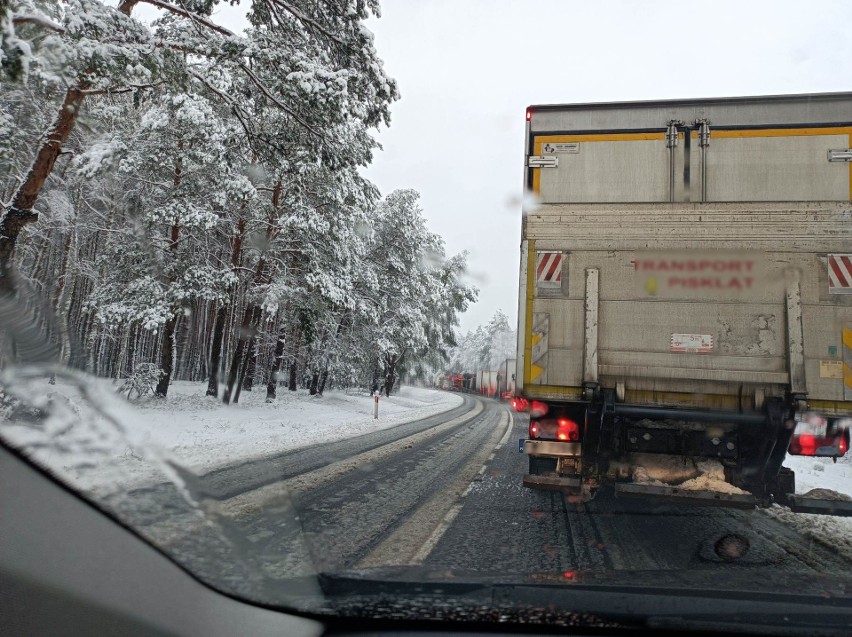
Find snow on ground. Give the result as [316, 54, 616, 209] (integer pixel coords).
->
[1, 377, 462, 495]
[783, 453, 852, 498]
[770, 454, 852, 561]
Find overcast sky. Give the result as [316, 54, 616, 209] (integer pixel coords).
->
[197, 0, 852, 333]
[359, 0, 852, 333]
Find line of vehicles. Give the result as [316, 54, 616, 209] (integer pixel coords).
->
[434, 359, 516, 398]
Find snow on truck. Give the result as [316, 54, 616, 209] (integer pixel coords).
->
[516, 92, 852, 515]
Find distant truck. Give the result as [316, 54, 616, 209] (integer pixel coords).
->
[498, 358, 516, 397]
[516, 92, 852, 515]
[476, 370, 498, 397]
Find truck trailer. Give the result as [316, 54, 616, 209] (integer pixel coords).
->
[516, 92, 852, 515]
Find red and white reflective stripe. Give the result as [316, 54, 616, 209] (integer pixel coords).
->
[536, 252, 562, 284]
[828, 254, 852, 294]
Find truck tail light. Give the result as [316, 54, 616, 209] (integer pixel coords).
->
[530, 401, 548, 418]
[788, 414, 850, 457]
[529, 422, 539, 439]
[526, 108, 532, 121]
[512, 397, 529, 412]
[557, 418, 579, 441]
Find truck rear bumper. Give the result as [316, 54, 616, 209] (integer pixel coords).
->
[522, 474, 581, 491]
[524, 440, 582, 458]
[614, 483, 759, 508]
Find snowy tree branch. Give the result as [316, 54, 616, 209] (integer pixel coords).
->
[11, 14, 65, 33]
[80, 82, 164, 96]
[236, 62, 324, 139]
[267, 0, 346, 46]
[137, 0, 236, 38]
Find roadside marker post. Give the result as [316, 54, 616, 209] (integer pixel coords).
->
[374, 394, 379, 419]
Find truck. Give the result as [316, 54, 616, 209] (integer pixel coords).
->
[516, 92, 852, 515]
[477, 370, 500, 397]
[498, 358, 517, 397]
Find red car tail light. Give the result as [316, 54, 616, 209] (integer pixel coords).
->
[788, 414, 850, 458]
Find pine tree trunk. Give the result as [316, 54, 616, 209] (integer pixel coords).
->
[223, 305, 259, 404]
[242, 340, 256, 391]
[266, 324, 286, 402]
[309, 371, 319, 395]
[371, 360, 380, 394]
[0, 85, 88, 280]
[384, 354, 397, 397]
[206, 304, 226, 397]
[232, 340, 252, 404]
[318, 369, 329, 396]
[288, 328, 301, 392]
[155, 314, 177, 398]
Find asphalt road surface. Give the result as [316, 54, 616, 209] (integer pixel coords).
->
[114, 392, 852, 597]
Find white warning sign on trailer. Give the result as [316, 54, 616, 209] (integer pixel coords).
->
[670, 334, 714, 353]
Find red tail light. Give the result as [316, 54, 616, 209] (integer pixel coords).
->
[530, 401, 548, 418]
[792, 434, 817, 456]
[789, 432, 848, 457]
[788, 413, 849, 458]
[526, 108, 532, 121]
[557, 418, 579, 441]
[529, 422, 539, 438]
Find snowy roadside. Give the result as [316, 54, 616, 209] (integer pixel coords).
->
[1, 378, 463, 496]
[770, 454, 852, 560]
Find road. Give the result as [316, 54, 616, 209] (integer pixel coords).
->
[117, 392, 852, 597]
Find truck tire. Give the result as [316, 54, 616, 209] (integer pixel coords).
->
[770, 467, 795, 504]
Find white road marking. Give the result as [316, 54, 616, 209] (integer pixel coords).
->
[411, 504, 463, 563]
[216, 399, 486, 518]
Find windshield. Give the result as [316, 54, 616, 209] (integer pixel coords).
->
[2, 0, 852, 634]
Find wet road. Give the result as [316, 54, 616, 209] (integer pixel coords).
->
[120, 392, 852, 594]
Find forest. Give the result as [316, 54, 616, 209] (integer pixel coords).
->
[0, 0, 477, 400]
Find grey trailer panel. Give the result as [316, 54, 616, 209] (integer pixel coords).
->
[539, 139, 669, 203]
[708, 134, 850, 202]
[529, 92, 852, 134]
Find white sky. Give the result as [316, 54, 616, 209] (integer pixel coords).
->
[360, 0, 852, 333]
[170, 0, 852, 334]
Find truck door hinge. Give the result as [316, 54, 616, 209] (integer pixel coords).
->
[695, 119, 711, 147]
[665, 120, 683, 148]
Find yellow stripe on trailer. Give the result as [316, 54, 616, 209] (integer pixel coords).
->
[531, 132, 666, 195]
[523, 239, 535, 386]
[845, 326, 852, 399]
[531, 127, 852, 199]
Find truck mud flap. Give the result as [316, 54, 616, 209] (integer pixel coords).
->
[615, 483, 758, 509]
[785, 494, 852, 517]
[523, 474, 581, 492]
